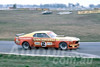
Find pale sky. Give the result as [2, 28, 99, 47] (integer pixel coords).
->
[0, 0, 100, 6]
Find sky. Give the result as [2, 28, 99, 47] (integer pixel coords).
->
[0, 0, 100, 7]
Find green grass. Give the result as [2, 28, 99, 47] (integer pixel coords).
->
[0, 10, 100, 41]
[0, 54, 100, 67]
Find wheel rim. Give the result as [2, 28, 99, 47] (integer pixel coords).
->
[60, 42, 67, 50]
[23, 42, 29, 49]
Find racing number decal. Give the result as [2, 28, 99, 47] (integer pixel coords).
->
[41, 41, 46, 47]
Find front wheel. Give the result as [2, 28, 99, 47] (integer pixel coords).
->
[59, 42, 67, 50]
[22, 42, 31, 50]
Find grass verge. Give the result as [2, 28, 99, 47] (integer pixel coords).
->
[0, 54, 100, 67]
[0, 10, 100, 41]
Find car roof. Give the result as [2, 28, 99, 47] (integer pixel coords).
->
[19, 31, 53, 37]
[32, 31, 53, 34]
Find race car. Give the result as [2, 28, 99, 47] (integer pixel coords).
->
[14, 31, 80, 50]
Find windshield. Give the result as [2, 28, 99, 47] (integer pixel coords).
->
[47, 32, 57, 38]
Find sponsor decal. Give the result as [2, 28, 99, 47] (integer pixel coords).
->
[56, 39, 60, 41]
[33, 38, 55, 41]
[47, 42, 52, 45]
[34, 42, 40, 45]
[33, 39, 41, 41]
[41, 41, 46, 47]
[21, 38, 31, 39]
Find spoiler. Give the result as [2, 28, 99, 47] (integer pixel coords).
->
[16, 33, 25, 37]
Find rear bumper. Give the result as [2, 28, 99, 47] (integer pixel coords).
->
[15, 41, 20, 45]
[14, 37, 20, 45]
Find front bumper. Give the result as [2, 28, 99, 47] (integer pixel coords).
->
[68, 44, 79, 49]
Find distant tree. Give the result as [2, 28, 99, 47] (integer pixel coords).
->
[39, 4, 67, 8]
[96, 4, 100, 8]
[89, 4, 95, 8]
[13, 4, 17, 9]
[76, 3, 80, 6]
[0, 4, 3, 8]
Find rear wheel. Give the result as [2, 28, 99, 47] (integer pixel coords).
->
[22, 42, 31, 50]
[59, 42, 67, 50]
[55, 48, 59, 50]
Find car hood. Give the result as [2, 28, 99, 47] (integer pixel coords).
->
[55, 36, 80, 41]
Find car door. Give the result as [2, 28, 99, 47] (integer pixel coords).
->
[33, 33, 55, 47]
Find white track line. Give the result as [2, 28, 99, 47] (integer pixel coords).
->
[0, 52, 100, 58]
[71, 52, 100, 58]
[0, 52, 71, 57]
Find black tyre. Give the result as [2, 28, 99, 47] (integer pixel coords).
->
[22, 42, 31, 50]
[44, 47, 48, 50]
[59, 42, 67, 50]
[55, 48, 59, 50]
[35, 47, 39, 49]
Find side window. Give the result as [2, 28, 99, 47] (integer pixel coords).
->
[33, 33, 37, 37]
[42, 33, 49, 38]
[37, 33, 43, 37]
[33, 33, 49, 38]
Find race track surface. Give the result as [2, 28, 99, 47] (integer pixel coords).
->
[0, 41, 100, 58]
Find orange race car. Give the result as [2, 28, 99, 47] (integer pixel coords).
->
[14, 31, 80, 50]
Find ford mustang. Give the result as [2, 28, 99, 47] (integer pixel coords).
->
[14, 31, 80, 50]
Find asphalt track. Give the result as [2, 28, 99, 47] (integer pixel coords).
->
[0, 41, 100, 58]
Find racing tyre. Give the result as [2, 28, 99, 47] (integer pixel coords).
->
[35, 47, 39, 49]
[44, 47, 48, 50]
[59, 42, 67, 50]
[22, 42, 31, 50]
[55, 48, 59, 50]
